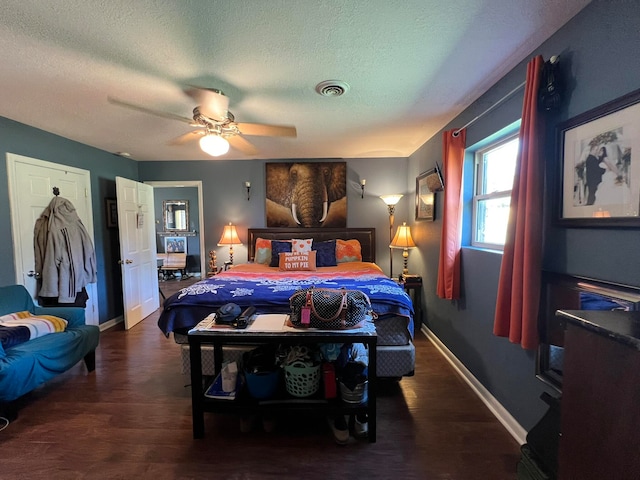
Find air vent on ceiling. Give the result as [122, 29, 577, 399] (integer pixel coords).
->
[315, 80, 350, 97]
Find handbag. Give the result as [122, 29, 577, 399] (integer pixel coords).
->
[288, 287, 373, 329]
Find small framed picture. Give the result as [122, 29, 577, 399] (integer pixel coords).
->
[105, 198, 118, 228]
[416, 172, 436, 221]
[556, 87, 640, 227]
[164, 236, 187, 254]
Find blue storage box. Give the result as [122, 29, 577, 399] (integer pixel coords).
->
[245, 369, 280, 399]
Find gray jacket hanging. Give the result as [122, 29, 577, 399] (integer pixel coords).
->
[34, 196, 97, 303]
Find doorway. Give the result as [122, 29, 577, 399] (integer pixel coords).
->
[145, 181, 206, 278]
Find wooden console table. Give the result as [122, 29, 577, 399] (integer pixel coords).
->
[188, 316, 378, 442]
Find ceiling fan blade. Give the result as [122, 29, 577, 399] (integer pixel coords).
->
[227, 135, 259, 155]
[236, 122, 297, 138]
[107, 97, 195, 124]
[168, 129, 205, 146]
[185, 87, 229, 121]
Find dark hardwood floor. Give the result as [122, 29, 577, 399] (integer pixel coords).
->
[1, 278, 521, 479]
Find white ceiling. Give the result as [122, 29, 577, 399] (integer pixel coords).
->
[0, 0, 591, 161]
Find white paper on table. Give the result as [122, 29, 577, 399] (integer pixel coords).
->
[248, 314, 289, 331]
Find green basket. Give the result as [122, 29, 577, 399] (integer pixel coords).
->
[284, 361, 321, 397]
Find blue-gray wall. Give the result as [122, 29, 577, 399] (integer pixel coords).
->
[408, 0, 640, 431]
[0, 116, 138, 324]
[138, 158, 410, 272]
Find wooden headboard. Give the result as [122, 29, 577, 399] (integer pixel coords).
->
[248, 228, 376, 263]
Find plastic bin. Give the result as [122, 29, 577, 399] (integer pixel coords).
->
[284, 361, 321, 397]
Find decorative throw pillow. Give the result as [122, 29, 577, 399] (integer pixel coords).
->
[254, 237, 272, 265]
[291, 238, 312, 253]
[269, 240, 293, 267]
[336, 239, 363, 263]
[278, 251, 317, 271]
[312, 239, 337, 267]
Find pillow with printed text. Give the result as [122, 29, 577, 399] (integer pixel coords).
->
[278, 251, 317, 271]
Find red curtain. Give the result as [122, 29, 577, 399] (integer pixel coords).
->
[436, 128, 466, 300]
[493, 55, 545, 350]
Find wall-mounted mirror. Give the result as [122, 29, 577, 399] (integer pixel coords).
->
[163, 200, 189, 231]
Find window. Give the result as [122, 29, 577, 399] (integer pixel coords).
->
[472, 134, 518, 249]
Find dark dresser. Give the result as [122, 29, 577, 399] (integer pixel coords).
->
[555, 309, 640, 480]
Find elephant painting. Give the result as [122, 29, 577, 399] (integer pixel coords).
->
[266, 162, 347, 227]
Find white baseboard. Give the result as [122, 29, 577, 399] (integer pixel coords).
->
[421, 325, 527, 446]
[99, 315, 123, 332]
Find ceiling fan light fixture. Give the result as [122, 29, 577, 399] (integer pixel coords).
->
[315, 80, 350, 97]
[199, 134, 230, 156]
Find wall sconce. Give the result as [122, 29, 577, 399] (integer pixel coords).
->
[360, 179, 366, 199]
[390, 222, 416, 275]
[245, 181, 251, 201]
[217, 223, 242, 264]
[380, 194, 403, 278]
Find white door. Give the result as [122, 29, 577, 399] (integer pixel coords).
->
[6, 153, 99, 325]
[116, 176, 159, 329]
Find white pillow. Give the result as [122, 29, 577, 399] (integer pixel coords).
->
[291, 238, 312, 253]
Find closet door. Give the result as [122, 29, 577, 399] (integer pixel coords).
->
[7, 153, 98, 325]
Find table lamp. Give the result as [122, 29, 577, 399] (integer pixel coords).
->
[390, 222, 416, 275]
[217, 223, 242, 264]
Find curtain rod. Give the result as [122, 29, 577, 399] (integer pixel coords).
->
[452, 80, 526, 137]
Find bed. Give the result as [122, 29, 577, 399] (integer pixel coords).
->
[158, 227, 416, 379]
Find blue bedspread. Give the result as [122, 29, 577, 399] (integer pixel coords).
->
[157, 263, 414, 337]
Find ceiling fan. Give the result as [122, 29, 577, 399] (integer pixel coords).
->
[108, 87, 297, 156]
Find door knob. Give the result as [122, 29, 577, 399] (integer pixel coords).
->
[118, 259, 133, 265]
[27, 270, 41, 278]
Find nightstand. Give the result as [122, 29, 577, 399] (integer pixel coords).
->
[397, 275, 423, 328]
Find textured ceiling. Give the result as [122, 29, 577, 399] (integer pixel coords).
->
[0, 0, 591, 161]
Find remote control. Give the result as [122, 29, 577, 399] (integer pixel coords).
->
[233, 306, 256, 329]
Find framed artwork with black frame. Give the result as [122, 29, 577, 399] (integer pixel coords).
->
[555, 87, 640, 227]
[416, 171, 436, 221]
[105, 198, 118, 228]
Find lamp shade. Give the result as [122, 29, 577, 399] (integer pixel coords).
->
[200, 134, 230, 156]
[380, 194, 403, 206]
[217, 223, 242, 246]
[390, 222, 416, 249]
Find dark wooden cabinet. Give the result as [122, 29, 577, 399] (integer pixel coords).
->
[556, 310, 640, 480]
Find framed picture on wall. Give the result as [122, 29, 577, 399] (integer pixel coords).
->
[164, 236, 187, 254]
[265, 162, 347, 227]
[416, 171, 436, 221]
[556, 87, 640, 227]
[105, 198, 118, 228]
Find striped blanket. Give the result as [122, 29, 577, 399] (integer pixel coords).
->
[0, 311, 68, 349]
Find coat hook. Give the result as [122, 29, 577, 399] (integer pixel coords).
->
[53, 186, 60, 196]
